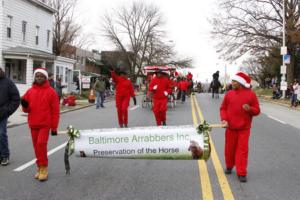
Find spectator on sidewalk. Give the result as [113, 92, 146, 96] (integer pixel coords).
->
[48, 73, 55, 89]
[291, 80, 299, 107]
[21, 68, 60, 181]
[55, 77, 65, 103]
[272, 84, 282, 99]
[0, 68, 20, 166]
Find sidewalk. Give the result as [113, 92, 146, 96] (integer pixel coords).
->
[259, 95, 300, 111]
[7, 99, 94, 128]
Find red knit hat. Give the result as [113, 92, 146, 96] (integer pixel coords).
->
[232, 72, 251, 88]
[33, 68, 48, 79]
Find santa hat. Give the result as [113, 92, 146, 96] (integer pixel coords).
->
[33, 68, 48, 79]
[232, 72, 251, 88]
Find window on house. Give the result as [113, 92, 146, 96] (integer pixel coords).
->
[47, 30, 50, 47]
[35, 26, 39, 45]
[7, 16, 12, 38]
[22, 21, 27, 42]
[5, 59, 27, 84]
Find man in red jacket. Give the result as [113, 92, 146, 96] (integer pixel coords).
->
[21, 68, 60, 181]
[178, 78, 190, 103]
[111, 70, 136, 128]
[220, 72, 260, 183]
[149, 70, 173, 126]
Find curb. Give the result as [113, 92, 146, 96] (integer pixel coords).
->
[259, 97, 300, 111]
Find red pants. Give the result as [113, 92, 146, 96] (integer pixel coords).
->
[152, 98, 168, 125]
[116, 95, 130, 126]
[225, 129, 250, 176]
[31, 127, 50, 166]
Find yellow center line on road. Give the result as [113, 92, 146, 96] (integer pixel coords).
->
[193, 95, 235, 200]
[191, 96, 214, 200]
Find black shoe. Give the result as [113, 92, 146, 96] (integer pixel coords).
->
[124, 124, 128, 128]
[119, 124, 124, 128]
[1, 157, 9, 166]
[225, 168, 232, 174]
[238, 176, 247, 183]
[162, 121, 166, 126]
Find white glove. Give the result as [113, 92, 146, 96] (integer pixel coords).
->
[164, 91, 168, 96]
[153, 85, 158, 90]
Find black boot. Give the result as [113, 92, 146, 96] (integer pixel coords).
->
[124, 124, 128, 128]
[162, 121, 166, 126]
[238, 176, 247, 183]
[224, 168, 232, 174]
[119, 124, 124, 128]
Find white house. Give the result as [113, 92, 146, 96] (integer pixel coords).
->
[0, 0, 75, 95]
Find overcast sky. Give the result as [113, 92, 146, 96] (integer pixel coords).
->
[75, 0, 239, 82]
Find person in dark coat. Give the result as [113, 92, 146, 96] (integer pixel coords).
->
[55, 77, 64, 102]
[48, 73, 55, 89]
[0, 68, 20, 166]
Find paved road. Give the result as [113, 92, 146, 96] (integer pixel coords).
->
[1, 93, 300, 200]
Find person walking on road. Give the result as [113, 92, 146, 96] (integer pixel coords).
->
[111, 69, 136, 128]
[220, 72, 260, 183]
[21, 68, 60, 181]
[0, 68, 20, 166]
[93, 76, 106, 109]
[149, 70, 173, 126]
[178, 78, 190, 103]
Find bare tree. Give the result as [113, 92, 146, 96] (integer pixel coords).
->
[102, 1, 171, 81]
[48, 0, 84, 56]
[211, 0, 300, 83]
[240, 47, 282, 86]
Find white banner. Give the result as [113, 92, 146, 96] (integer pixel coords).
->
[74, 125, 209, 160]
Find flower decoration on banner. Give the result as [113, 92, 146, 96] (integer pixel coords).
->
[196, 121, 211, 161]
[64, 125, 80, 174]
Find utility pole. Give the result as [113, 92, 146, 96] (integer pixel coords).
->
[280, 0, 287, 98]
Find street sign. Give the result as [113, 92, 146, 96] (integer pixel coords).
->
[281, 65, 287, 74]
[81, 76, 91, 89]
[283, 54, 291, 64]
[281, 47, 287, 55]
[280, 81, 287, 91]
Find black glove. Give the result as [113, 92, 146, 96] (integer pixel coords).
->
[21, 98, 29, 108]
[133, 97, 137, 106]
[51, 130, 57, 136]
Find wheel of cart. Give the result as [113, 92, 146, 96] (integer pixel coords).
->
[141, 92, 153, 109]
[141, 94, 148, 108]
[168, 94, 176, 109]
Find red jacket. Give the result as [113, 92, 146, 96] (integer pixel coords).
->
[178, 80, 190, 91]
[111, 71, 135, 98]
[187, 73, 193, 80]
[220, 88, 260, 130]
[149, 76, 173, 100]
[22, 81, 60, 131]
